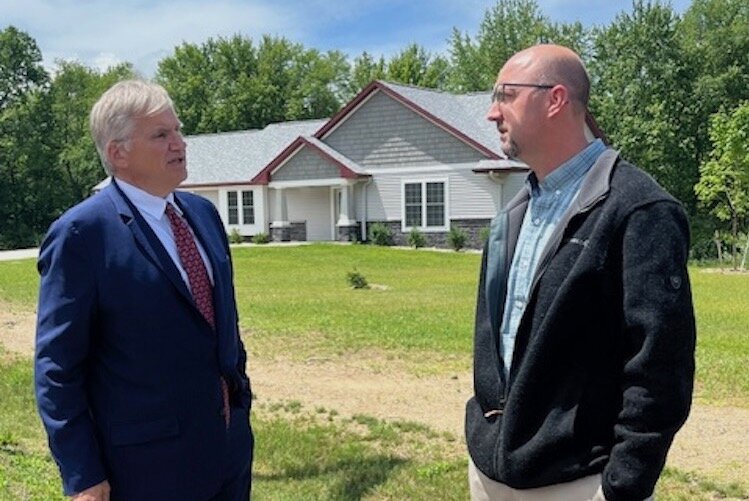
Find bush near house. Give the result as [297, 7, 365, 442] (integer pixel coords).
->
[252, 232, 271, 244]
[447, 226, 467, 251]
[408, 228, 426, 248]
[228, 228, 243, 244]
[369, 223, 393, 246]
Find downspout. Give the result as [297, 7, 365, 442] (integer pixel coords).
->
[361, 177, 373, 242]
[488, 171, 504, 209]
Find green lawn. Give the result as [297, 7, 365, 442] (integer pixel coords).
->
[3, 244, 748, 404]
[1, 244, 749, 499]
[1, 353, 745, 501]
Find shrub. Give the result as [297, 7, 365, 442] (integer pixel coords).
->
[369, 223, 393, 246]
[447, 226, 467, 251]
[252, 232, 271, 244]
[408, 227, 426, 248]
[478, 226, 491, 245]
[228, 228, 243, 244]
[346, 268, 369, 289]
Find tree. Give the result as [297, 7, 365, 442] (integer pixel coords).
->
[695, 102, 749, 269]
[156, 35, 350, 134]
[155, 42, 214, 134]
[385, 44, 449, 89]
[446, 0, 589, 92]
[589, 1, 697, 210]
[680, 0, 749, 175]
[0, 26, 51, 248]
[0, 25, 48, 110]
[48, 61, 135, 203]
[348, 51, 386, 96]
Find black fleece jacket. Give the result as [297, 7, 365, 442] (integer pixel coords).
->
[465, 150, 696, 501]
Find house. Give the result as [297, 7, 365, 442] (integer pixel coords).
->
[97, 80, 601, 247]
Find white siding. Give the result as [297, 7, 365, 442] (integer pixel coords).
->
[354, 167, 527, 225]
[193, 189, 219, 207]
[286, 186, 332, 241]
[213, 186, 266, 237]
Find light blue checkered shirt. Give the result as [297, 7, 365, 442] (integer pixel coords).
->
[500, 139, 606, 377]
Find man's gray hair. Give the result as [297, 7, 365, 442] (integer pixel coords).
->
[89, 79, 175, 175]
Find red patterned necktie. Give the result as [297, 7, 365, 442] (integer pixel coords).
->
[165, 203, 231, 428]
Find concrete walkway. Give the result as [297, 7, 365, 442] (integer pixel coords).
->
[0, 248, 38, 261]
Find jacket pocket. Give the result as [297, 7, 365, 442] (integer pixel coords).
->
[110, 417, 180, 447]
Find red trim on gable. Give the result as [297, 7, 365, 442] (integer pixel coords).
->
[250, 136, 368, 185]
[314, 81, 501, 160]
[299, 138, 366, 179]
[250, 137, 305, 184]
[312, 81, 381, 138]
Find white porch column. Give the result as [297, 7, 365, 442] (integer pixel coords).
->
[336, 183, 354, 226]
[272, 187, 289, 227]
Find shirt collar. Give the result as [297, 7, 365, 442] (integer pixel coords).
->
[116, 179, 180, 219]
[526, 139, 605, 196]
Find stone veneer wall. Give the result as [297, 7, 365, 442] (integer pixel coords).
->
[270, 221, 307, 242]
[337, 224, 361, 242]
[366, 219, 491, 249]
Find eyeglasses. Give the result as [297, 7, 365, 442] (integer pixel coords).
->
[491, 83, 554, 104]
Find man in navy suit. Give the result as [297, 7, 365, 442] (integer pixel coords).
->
[35, 80, 253, 500]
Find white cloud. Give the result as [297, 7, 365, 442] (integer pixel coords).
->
[1, 0, 696, 79]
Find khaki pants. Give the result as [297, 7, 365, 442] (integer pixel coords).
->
[468, 457, 653, 501]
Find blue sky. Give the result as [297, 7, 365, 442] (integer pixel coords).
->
[2, 0, 693, 78]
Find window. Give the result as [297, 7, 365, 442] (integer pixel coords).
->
[402, 180, 447, 230]
[227, 192, 239, 224]
[227, 190, 255, 225]
[242, 191, 255, 224]
[404, 183, 422, 227]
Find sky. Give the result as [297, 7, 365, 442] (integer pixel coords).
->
[2, 0, 694, 78]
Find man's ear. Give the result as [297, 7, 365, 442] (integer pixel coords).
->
[107, 140, 128, 171]
[547, 85, 569, 117]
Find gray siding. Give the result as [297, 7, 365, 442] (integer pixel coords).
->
[273, 147, 340, 181]
[324, 91, 484, 167]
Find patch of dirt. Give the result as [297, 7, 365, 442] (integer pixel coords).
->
[0, 302, 36, 360]
[2, 306, 747, 488]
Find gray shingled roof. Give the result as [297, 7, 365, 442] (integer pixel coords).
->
[92, 83, 519, 192]
[379, 81, 503, 157]
[184, 119, 326, 185]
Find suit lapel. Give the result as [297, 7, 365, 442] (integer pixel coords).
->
[104, 181, 194, 305]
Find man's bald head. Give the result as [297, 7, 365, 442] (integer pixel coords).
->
[504, 44, 590, 110]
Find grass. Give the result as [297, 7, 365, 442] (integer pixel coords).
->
[1, 244, 749, 400]
[230, 245, 479, 375]
[1, 351, 745, 500]
[1, 244, 749, 498]
[0, 259, 38, 310]
[690, 269, 749, 406]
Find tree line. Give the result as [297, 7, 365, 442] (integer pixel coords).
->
[1, 0, 748, 265]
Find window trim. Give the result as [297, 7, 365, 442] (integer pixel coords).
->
[226, 189, 256, 226]
[400, 177, 449, 232]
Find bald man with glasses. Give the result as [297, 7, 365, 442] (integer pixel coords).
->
[465, 44, 695, 501]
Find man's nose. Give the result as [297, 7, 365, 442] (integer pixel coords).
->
[170, 133, 186, 150]
[486, 102, 502, 122]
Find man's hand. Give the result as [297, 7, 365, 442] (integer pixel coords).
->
[71, 480, 110, 501]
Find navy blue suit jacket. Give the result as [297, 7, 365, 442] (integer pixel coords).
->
[35, 181, 253, 499]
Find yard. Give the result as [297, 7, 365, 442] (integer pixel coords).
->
[1, 244, 748, 500]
